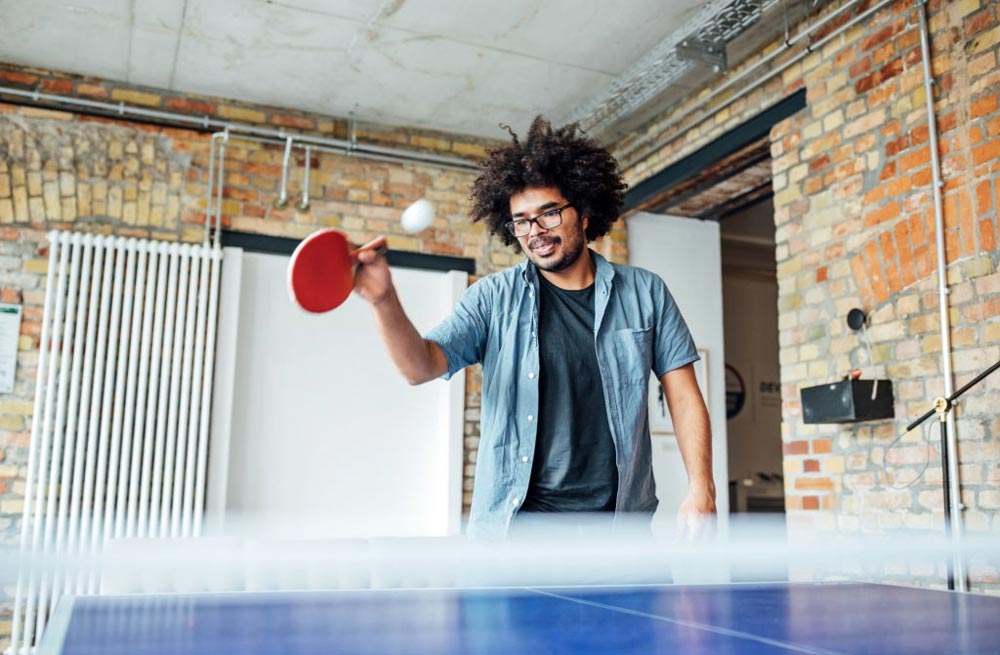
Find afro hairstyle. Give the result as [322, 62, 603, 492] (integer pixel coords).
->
[469, 115, 627, 250]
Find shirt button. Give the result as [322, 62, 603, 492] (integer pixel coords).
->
[512, 497, 520, 505]
[528, 372, 536, 379]
[527, 414, 534, 422]
[521, 456, 529, 463]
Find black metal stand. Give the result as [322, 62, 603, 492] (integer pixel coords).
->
[903, 358, 1000, 591]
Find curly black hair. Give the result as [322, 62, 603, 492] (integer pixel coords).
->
[469, 116, 628, 250]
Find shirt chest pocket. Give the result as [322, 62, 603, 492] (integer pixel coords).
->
[612, 327, 653, 386]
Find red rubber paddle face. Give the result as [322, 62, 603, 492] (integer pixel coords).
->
[287, 229, 355, 313]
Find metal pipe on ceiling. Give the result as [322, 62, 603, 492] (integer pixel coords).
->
[617, 0, 888, 170]
[0, 86, 480, 173]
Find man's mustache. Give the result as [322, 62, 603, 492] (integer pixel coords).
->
[528, 236, 560, 250]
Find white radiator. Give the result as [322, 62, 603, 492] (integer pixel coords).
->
[9, 230, 223, 653]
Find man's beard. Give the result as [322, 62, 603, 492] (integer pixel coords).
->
[527, 228, 586, 272]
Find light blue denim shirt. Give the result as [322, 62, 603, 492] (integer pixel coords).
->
[426, 250, 698, 540]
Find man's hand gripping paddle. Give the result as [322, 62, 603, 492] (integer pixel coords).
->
[287, 229, 387, 313]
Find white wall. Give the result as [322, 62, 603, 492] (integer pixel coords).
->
[208, 248, 466, 539]
[626, 212, 729, 536]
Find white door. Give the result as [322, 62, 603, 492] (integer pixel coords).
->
[627, 213, 729, 542]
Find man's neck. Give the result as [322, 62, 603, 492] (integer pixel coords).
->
[537, 249, 596, 290]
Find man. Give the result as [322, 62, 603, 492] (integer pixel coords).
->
[354, 116, 715, 540]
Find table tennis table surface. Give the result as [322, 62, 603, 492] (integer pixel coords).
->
[39, 581, 1000, 655]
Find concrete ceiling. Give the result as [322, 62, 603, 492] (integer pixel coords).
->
[0, 0, 721, 139]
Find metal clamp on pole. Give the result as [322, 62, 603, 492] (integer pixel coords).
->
[904, 359, 1000, 591]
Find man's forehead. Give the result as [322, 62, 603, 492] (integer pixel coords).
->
[510, 187, 567, 216]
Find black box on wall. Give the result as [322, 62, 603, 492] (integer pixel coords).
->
[800, 379, 894, 423]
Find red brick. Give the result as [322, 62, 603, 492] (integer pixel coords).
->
[165, 97, 216, 115]
[804, 459, 820, 473]
[873, 42, 896, 66]
[0, 70, 39, 86]
[809, 154, 831, 173]
[912, 167, 932, 187]
[860, 19, 905, 53]
[982, 219, 997, 252]
[976, 181, 993, 216]
[965, 8, 995, 35]
[880, 161, 897, 181]
[985, 117, 1000, 138]
[903, 46, 922, 68]
[896, 220, 916, 286]
[242, 203, 266, 218]
[425, 241, 463, 256]
[971, 94, 999, 120]
[784, 440, 809, 455]
[850, 57, 873, 79]
[834, 46, 858, 70]
[885, 135, 910, 157]
[899, 147, 931, 172]
[270, 114, 316, 130]
[938, 112, 958, 133]
[223, 187, 259, 202]
[881, 119, 902, 138]
[802, 495, 820, 510]
[868, 85, 895, 109]
[813, 439, 833, 454]
[855, 71, 881, 94]
[972, 139, 1000, 167]
[982, 297, 1000, 320]
[959, 193, 975, 256]
[878, 57, 904, 84]
[40, 78, 74, 94]
[816, 266, 828, 283]
[244, 163, 282, 176]
[887, 176, 911, 197]
[864, 186, 885, 205]
[864, 240, 889, 302]
[864, 201, 900, 226]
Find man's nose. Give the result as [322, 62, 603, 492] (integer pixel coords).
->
[528, 218, 549, 237]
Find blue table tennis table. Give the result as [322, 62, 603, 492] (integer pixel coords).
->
[38, 582, 1000, 654]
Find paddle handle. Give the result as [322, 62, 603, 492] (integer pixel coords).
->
[350, 236, 389, 259]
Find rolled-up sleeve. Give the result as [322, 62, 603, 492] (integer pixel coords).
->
[425, 278, 491, 380]
[651, 277, 699, 378]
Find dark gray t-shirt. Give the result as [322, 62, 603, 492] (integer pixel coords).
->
[520, 274, 618, 513]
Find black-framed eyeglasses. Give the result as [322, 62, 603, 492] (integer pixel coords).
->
[504, 203, 572, 237]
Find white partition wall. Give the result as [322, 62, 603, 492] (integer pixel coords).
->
[626, 213, 729, 539]
[208, 248, 467, 539]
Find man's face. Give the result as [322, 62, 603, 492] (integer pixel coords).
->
[509, 186, 589, 273]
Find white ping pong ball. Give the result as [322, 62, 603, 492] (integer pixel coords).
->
[401, 199, 435, 233]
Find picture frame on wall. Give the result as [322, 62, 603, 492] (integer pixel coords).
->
[648, 349, 709, 436]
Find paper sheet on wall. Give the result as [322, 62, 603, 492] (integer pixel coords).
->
[0, 303, 21, 394]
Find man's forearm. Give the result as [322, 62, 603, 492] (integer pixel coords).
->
[370, 288, 448, 385]
[661, 366, 715, 501]
[674, 399, 715, 496]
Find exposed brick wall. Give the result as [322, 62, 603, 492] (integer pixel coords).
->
[621, 0, 999, 592]
[0, 65, 632, 586]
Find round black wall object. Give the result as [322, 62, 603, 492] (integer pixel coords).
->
[847, 308, 867, 331]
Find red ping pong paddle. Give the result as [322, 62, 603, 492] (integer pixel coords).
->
[287, 229, 388, 313]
